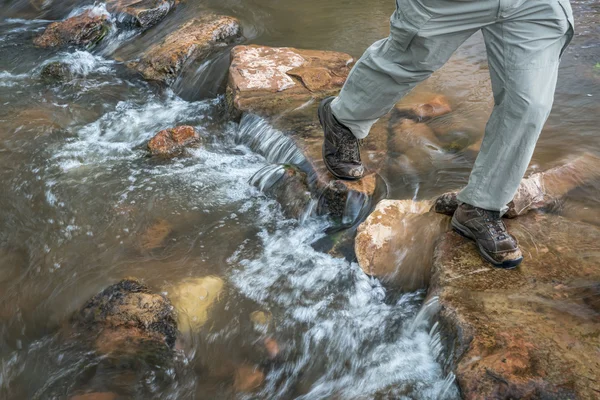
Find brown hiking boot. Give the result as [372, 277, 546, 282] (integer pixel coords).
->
[451, 203, 523, 269]
[318, 97, 365, 180]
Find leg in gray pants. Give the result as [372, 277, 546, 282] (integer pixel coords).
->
[331, 0, 574, 213]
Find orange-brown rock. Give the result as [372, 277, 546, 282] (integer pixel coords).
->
[34, 10, 110, 48]
[147, 125, 201, 157]
[227, 45, 353, 117]
[138, 219, 172, 250]
[129, 15, 242, 84]
[234, 364, 265, 392]
[394, 92, 452, 121]
[69, 393, 118, 400]
[107, 0, 175, 29]
[389, 118, 442, 154]
[429, 213, 600, 400]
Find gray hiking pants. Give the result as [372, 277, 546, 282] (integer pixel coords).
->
[331, 0, 574, 212]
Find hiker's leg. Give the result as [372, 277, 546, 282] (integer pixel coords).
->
[330, 0, 494, 139]
[457, 0, 574, 213]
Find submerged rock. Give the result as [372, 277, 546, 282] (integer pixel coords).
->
[355, 199, 449, 291]
[34, 10, 110, 48]
[432, 153, 600, 217]
[138, 219, 172, 250]
[40, 61, 73, 82]
[227, 45, 353, 117]
[129, 15, 242, 85]
[254, 164, 312, 219]
[234, 364, 265, 393]
[73, 279, 178, 352]
[107, 0, 176, 29]
[169, 276, 224, 334]
[394, 92, 452, 121]
[430, 213, 600, 399]
[147, 125, 201, 157]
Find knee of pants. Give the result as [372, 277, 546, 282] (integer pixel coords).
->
[507, 96, 554, 127]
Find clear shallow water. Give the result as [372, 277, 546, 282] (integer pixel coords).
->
[0, 0, 598, 399]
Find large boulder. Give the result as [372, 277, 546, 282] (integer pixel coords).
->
[129, 15, 242, 84]
[34, 10, 111, 48]
[429, 213, 600, 399]
[73, 279, 178, 353]
[355, 199, 449, 291]
[147, 125, 201, 157]
[107, 0, 176, 29]
[227, 45, 353, 117]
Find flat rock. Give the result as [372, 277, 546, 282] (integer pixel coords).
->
[34, 10, 110, 48]
[147, 125, 201, 157]
[429, 212, 600, 399]
[227, 45, 353, 116]
[107, 0, 176, 29]
[129, 15, 242, 85]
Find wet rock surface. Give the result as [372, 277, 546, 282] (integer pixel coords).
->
[227, 45, 353, 117]
[147, 125, 201, 157]
[429, 213, 600, 400]
[107, 0, 176, 29]
[355, 199, 449, 291]
[73, 279, 178, 351]
[34, 10, 110, 48]
[129, 15, 242, 84]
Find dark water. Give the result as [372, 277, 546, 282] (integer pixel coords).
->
[0, 0, 598, 399]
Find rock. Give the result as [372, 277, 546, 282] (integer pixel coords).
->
[107, 0, 176, 29]
[147, 125, 201, 157]
[388, 118, 442, 154]
[34, 10, 110, 48]
[263, 337, 280, 360]
[257, 165, 312, 219]
[69, 393, 118, 400]
[318, 173, 378, 223]
[429, 213, 600, 399]
[129, 15, 242, 85]
[227, 45, 353, 117]
[394, 92, 452, 121]
[355, 199, 449, 291]
[432, 153, 600, 217]
[169, 276, 224, 334]
[234, 364, 265, 392]
[138, 219, 172, 250]
[40, 61, 73, 82]
[249, 310, 272, 327]
[73, 279, 178, 352]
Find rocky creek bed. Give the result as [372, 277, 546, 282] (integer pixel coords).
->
[1, 0, 599, 399]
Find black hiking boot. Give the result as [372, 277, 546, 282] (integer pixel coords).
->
[318, 97, 365, 180]
[451, 203, 523, 269]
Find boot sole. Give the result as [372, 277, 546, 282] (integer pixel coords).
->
[318, 98, 362, 181]
[451, 217, 523, 270]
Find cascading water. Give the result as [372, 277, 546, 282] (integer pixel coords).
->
[4, 0, 598, 398]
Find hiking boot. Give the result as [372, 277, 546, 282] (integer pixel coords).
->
[318, 97, 365, 180]
[451, 203, 523, 269]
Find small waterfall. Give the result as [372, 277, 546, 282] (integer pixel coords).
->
[250, 164, 286, 192]
[236, 114, 306, 165]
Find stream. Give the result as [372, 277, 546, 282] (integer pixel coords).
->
[0, 0, 599, 399]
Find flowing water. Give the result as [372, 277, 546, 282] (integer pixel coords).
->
[0, 0, 598, 399]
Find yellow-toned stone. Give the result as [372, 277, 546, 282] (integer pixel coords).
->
[170, 276, 224, 333]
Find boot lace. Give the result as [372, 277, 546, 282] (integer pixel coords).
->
[339, 136, 362, 163]
[482, 210, 508, 241]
